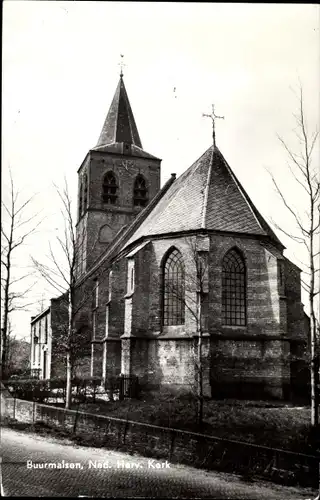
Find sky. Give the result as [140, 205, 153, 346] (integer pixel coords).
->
[2, 1, 320, 340]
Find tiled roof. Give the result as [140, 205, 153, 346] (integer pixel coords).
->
[123, 145, 283, 248]
[92, 76, 160, 161]
[95, 76, 142, 148]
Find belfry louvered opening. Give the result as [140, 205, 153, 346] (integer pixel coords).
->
[133, 175, 148, 207]
[102, 172, 118, 204]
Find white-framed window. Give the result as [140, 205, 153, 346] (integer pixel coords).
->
[94, 280, 99, 308]
[44, 315, 48, 343]
[105, 304, 109, 337]
[33, 326, 37, 364]
[108, 270, 113, 301]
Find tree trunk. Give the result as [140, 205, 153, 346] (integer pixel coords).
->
[196, 290, 203, 428]
[65, 288, 73, 409]
[310, 293, 319, 427]
[65, 351, 72, 409]
[197, 333, 203, 427]
[309, 196, 319, 428]
[1, 231, 12, 380]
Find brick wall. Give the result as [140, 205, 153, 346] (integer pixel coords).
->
[284, 258, 305, 341]
[71, 229, 307, 396]
[210, 338, 290, 399]
[78, 151, 161, 268]
[119, 235, 298, 396]
[3, 397, 318, 488]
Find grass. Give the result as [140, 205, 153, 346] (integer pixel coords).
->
[67, 390, 316, 455]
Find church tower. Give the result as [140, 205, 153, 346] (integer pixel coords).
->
[76, 74, 161, 276]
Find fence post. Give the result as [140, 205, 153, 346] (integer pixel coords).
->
[73, 403, 80, 434]
[32, 401, 36, 423]
[119, 374, 124, 401]
[13, 395, 16, 420]
[169, 430, 176, 462]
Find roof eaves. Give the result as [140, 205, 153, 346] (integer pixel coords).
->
[31, 306, 51, 324]
[77, 152, 90, 174]
[126, 240, 151, 258]
[284, 255, 303, 273]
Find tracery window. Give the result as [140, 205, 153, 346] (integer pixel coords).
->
[222, 248, 246, 326]
[133, 175, 148, 207]
[163, 248, 185, 326]
[102, 172, 118, 204]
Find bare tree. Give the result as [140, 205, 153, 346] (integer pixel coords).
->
[164, 236, 209, 427]
[1, 172, 41, 379]
[32, 178, 115, 408]
[32, 180, 86, 408]
[269, 85, 320, 427]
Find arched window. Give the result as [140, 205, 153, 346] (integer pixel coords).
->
[83, 174, 88, 211]
[163, 248, 185, 326]
[102, 172, 118, 204]
[133, 175, 148, 207]
[222, 248, 246, 326]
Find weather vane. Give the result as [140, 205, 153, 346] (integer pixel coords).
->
[118, 54, 126, 78]
[202, 104, 224, 149]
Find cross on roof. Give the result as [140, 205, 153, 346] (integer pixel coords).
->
[202, 104, 224, 149]
[118, 54, 126, 78]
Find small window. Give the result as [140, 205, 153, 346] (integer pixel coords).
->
[127, 260, 135, 294]
[102, 172, 118, 204]
[108, 270, 113, 301]
[92, 280, 99, 309]
[133, 175, 148, 207]
[95, 281, 99, 308]
[83, 174, 88, 211]
[78, 179, 83, 218]
[44, 315, 48, 343]
[278, 262, 284, 289]
[33, 330, 37, 363]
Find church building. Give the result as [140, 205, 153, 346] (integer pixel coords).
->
[68, 73, 308, 399]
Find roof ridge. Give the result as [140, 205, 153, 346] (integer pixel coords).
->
[201, 146, 214, 228]
[114, 79, 120, 144]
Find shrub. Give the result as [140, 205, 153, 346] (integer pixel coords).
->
[6, 378, 50, 402]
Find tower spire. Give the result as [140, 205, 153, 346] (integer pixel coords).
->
[95, 69, 142, 148]
[202, 104, 224, 149]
